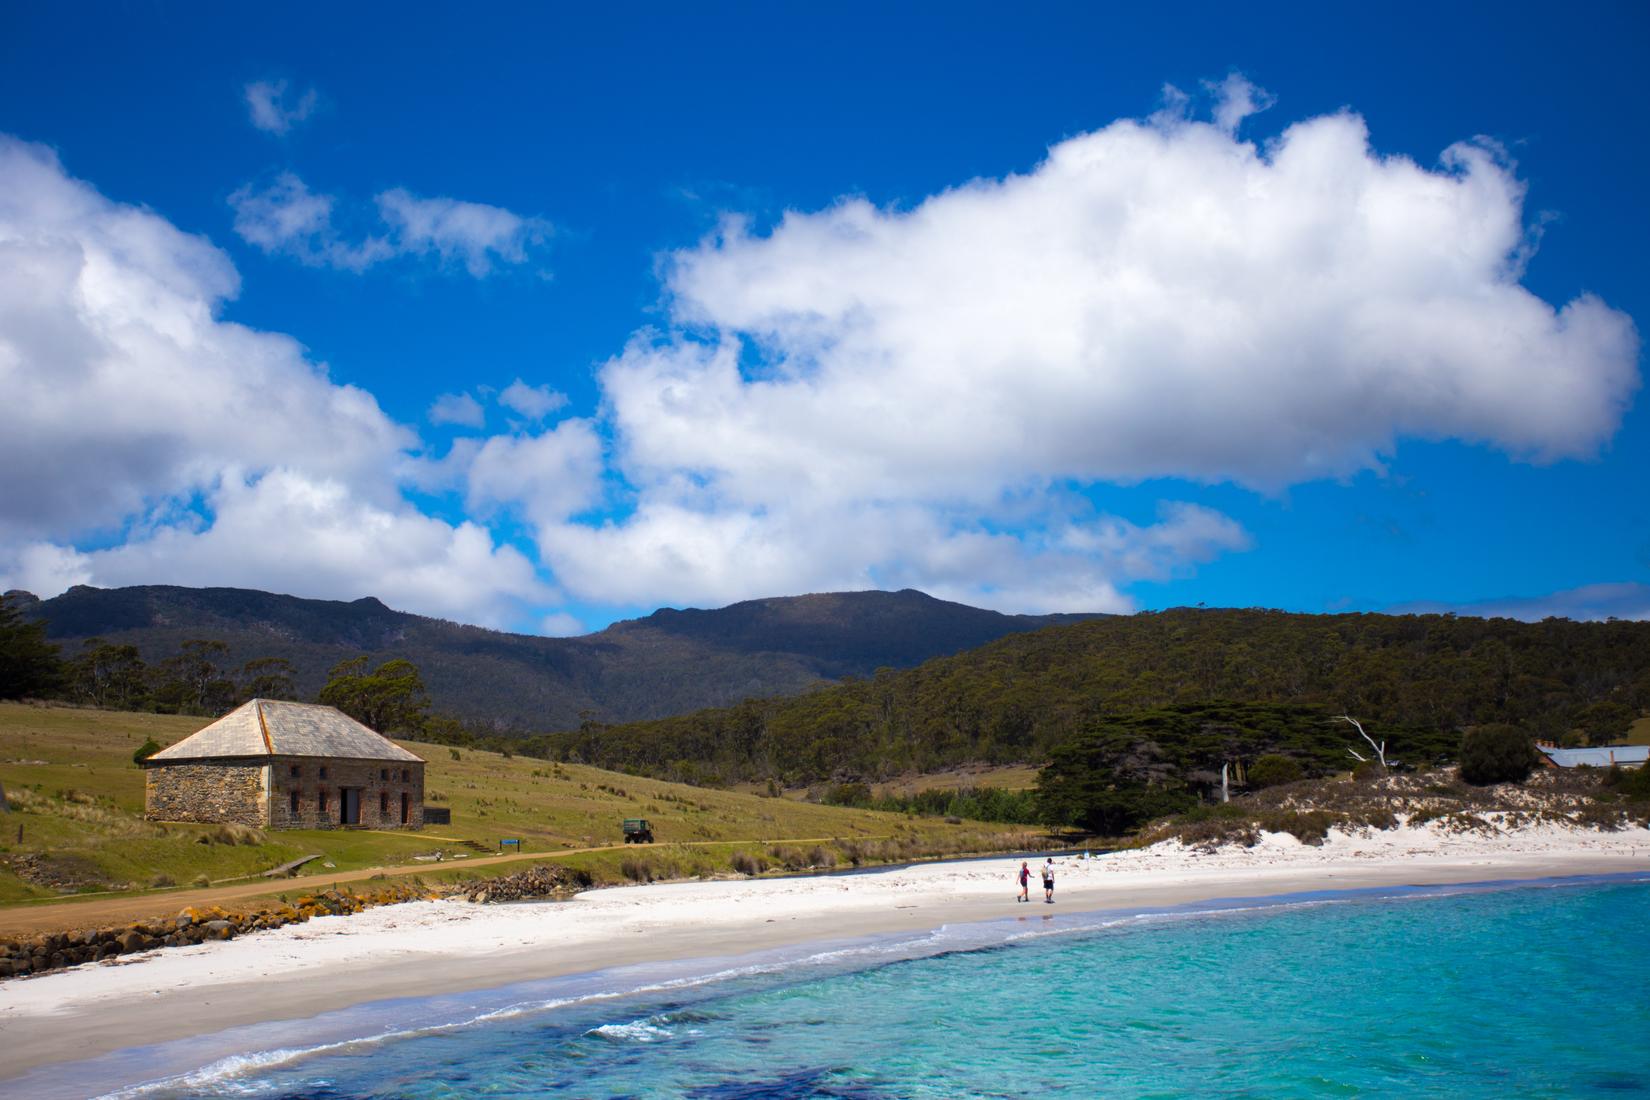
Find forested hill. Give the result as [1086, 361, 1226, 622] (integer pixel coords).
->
[11, 584, 1102, 728]
[536, 609, 1650, 785]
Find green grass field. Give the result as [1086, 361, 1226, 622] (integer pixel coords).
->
[0, 703, 1030, 906]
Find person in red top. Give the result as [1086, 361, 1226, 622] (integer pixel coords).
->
[1016, 860, 1032, 903]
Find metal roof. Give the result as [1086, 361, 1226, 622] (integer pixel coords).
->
[1537, 744, 1650, 768]
[147, 700, 424, 763]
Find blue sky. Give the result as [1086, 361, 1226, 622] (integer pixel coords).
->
[1, 2, 1646, 633]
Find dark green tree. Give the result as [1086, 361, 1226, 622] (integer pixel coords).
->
[318, 656, 430, 734]
[70, 639, 148, 710]
[1458, 723, 1542, 786]
[151, 639, 236, 715]
[1575, 701, 1636, 747]
[1247, 754, 1305, 788]
[238, 656, 299, 701]
[0, 597, 66, 700]
[133, 738, 162, 765]
[1034, 725, 1197, 835]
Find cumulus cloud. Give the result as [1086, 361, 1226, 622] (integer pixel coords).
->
[244, 79, 319, 136]
[520, 81, 1637, 611]
[466, 419, 606, 529]
[10, 470, 549, 628]
[1393, 582, 1650, 622]
[498, 379, 569, 420]
[646, 99, 1637, 500]
[538, 497, 1248, 614]
[228, 173, 547, 276]
[429, 391, 486, 429]
[0, 135, 550, 625]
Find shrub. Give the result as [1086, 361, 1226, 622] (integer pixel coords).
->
[1458, 724, 1542, 786]
[1606, 765, 1650, 800]
[1247, 755, 1304, 789]
[1351, 760, 1386, 782]
[730, 851, 765, 876]
[132, 739, 161, 766]
[191, 873, 210, 888]
[823, 782, 872, 807]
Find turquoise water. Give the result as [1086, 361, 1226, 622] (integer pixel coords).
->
[65, 877, 1650, 1097]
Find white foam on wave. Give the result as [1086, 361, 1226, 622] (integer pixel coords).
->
[586, 1019, 675, 1043]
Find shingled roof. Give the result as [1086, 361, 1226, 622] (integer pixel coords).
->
[147, 700, 424, 764]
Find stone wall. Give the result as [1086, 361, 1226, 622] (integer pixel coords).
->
[268, 757, 424, 830]
[144, 756, 425, 830]
[144, 761, 268, 826]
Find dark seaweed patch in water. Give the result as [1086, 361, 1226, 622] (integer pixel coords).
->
[1591, 1073, 1648, 1091]
[688, 1066, 892, 1099]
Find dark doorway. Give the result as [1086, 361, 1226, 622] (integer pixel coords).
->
[401, 792, 410, 825]
[341, 788, 361, 825]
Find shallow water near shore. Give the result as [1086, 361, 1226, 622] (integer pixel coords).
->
[18, 873, 1650, 1099]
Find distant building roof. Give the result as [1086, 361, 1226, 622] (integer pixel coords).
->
[147, 700, 424, 764]
[1537, 744, 1650, 768]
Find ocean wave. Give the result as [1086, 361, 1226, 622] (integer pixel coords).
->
[585, 1019, 675, 1043]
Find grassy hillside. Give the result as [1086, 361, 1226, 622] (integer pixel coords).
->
[538, 608, 1650, 786]
[0, 704, 1018, 907]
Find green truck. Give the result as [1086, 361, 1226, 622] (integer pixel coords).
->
[622, 818, 655, 844]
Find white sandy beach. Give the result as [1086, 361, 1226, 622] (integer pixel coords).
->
[3, 819, 1648, 1088]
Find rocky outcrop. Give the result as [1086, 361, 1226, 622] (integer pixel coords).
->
[456, 864, 593, 904]
[0, 882, 432, 981]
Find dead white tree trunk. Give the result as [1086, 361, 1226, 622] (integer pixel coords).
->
[1336, 715, 1388, 768]
[1220, 763, 1230, 803]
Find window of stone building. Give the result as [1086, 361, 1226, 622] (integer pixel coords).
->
[319, 766, 328, 779]
[289, 790, 299, 814]
[402, 768, 410, 782]
[380, 768, 389, 781]
[290, 765, 300, 778]
[380, 791, 389, 817]
[319, 789, 328, 813]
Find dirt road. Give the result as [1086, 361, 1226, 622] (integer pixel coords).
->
[0, 836, 875, 936]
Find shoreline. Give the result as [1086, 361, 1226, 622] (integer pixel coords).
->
[2, 824, 1648, 1093]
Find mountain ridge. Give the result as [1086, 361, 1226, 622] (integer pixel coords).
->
[12, 584, 1108, 728]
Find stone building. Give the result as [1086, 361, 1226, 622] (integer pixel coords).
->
[144, 699, 425, 830]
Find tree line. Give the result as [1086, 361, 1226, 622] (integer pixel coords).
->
[515, 608, 1650, 787]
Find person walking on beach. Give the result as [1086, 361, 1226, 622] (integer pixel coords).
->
[1016, 860, 1033, 902]
[1042, 857, 1055, 903]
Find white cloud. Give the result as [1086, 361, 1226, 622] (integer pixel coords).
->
[228, 172, 392, 271]
[0, 135, 552, 626]
[1393, 582, 1650, 622]
[519, 83, 1638, 611]
[466, 419, 606, 529]
[376, 189, 549, 277]
[244, 79, 319, 136]
[537, 498, 1248, 615]
[429, 391, 486, 429]
[539, 611, 586, 637]
[228, 173, 546, 277]
[643, 100, 1637, 500]
[13, 470, 550, 628]
[1204, 73, 1276, 136]
[498, 379, 569, 420]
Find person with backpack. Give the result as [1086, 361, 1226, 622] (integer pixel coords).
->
[1042, 857, 1056, 903]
